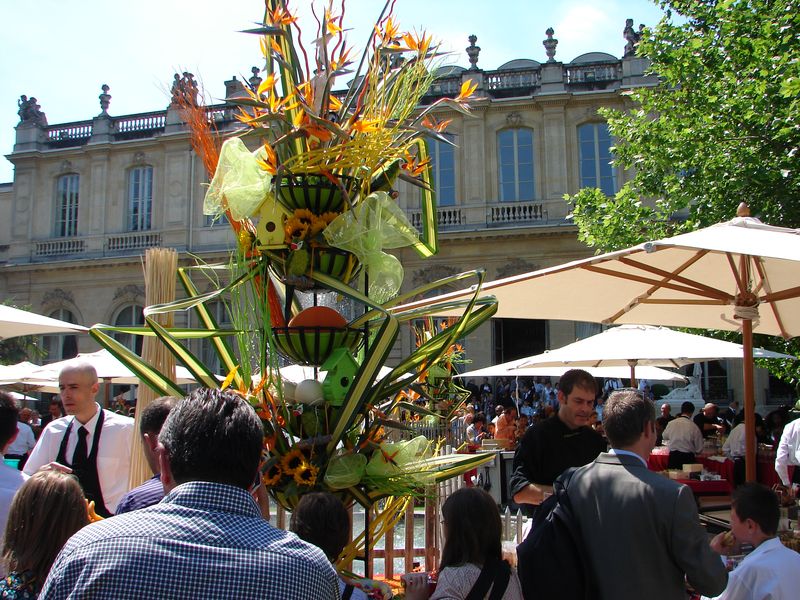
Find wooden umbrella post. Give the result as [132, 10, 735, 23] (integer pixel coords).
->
[742, 318, 757, 482]
[628, 360, 637, 389]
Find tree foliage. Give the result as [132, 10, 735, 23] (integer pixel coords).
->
[568, 0, 800, 392]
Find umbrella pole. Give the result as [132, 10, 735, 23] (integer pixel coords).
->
[743, 319, 756, 483]
[628, 360, 637, 389]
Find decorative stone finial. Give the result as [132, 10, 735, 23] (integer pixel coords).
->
[16, 94, 47, 126]
[466, 35, 481, 70]
[623, 18, 643, 57]
[736, 202, 750, 217]
[249, 66, 262, 91]
[99, 84, 111, 115]
[543, 28, 558, 63]
[169, 72, 199, 107]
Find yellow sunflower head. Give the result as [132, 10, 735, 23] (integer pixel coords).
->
[293, 462, 319, 487]
[262, 462, 283, 487]
[281, 447, 305, 474]
[284, 218, 309, 242]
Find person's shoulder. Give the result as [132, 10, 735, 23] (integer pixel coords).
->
[40, 416, 70, 435]
[103, 410, 135, 427]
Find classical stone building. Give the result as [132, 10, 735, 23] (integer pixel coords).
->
[0, 30, 777, 404]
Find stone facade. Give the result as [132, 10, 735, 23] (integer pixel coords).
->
[0, 35, 772, 403]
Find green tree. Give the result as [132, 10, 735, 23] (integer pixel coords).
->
[568, 0, 800, 393]
[0, 301, 45, 365]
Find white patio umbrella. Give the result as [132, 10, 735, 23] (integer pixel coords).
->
[0, 305, 87, 340]
[457, 358, 687, 383]
[23, 350, 199, 391]
[514, 324, 793, 383]
[394, 206, 800, 480]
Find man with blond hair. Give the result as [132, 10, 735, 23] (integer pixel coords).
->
[24, 362, 134, 516]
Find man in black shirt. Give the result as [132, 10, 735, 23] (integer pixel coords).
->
[694, 402, 724, 439]
[509, 369, 607, 507]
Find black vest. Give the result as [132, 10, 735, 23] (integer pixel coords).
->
[56, 409, 112, 517]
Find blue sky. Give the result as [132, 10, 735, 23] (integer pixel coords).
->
[0, 0, 667, 183]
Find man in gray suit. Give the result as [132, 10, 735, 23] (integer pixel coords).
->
[568, 389, 727, 599]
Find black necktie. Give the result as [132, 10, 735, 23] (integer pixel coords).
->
[72, 426, 88, 469]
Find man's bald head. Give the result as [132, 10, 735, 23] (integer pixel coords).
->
[59, 362, 100, 423]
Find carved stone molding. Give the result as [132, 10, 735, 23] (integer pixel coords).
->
[506, 112, 523, 128]
[496, 258, 538, 279]
[42, 288, 75, 309]
[412, 264, 460, 288]
[133, 151, 146, 165]
[113, 284, 145, 303]
[59, 160, 73, 174]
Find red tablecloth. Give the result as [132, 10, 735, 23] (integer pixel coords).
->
[647, 449, 793, 487]
[676, 479, 733, 495]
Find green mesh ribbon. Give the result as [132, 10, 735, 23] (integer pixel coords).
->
[204, 138, 273, 221]
[322, 191, 419, 303]
[324, 451, 368, 490]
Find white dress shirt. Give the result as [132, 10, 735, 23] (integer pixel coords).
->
[775, 418, 800, 486]
[662, 415, 704, 454]
[0, 463, 28, 576]
[702, 537, 800, 600]
[24, 404, 134, 512]
[723, 423, 748, 459]
[5, 421, 36, 455]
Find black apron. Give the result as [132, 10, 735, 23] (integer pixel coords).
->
[56, 409, 112, 518]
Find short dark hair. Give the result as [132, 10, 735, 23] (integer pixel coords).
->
[558, 369, 597, 397]
[473, 412, 486, 425]
[290, 492, 350, 561]
[681, 401, 695, 415]
[439, 487, 501, 569]
[732, 483, 779, 536]
[139, 396, 179, 436]
[604, 389, 655, 448]
[159, 388, 263, 489]
[0, 392, 19, 449]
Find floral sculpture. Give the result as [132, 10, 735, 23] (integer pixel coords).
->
[91, 0, 497, 568]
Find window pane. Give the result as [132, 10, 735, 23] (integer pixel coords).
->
[113, 305, 145, 354]
[578, 123, 616, 194]
[55, 174, 79, 237]
[129, 166, 153, 231]
[497, 128, 535, 202]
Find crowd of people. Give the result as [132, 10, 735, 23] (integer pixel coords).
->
[3, 363, 800, 599]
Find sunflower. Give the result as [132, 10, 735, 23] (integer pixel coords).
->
[293, 462, 319, 487]
[284, 217, 309, 242]
[262, 462, 283, 487]
[280, 447, 305, 474]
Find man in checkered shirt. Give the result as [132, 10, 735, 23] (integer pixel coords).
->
[40, 388, 340, 599]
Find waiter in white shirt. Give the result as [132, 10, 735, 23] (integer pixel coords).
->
[24, 363, 134, 516]
[775, 417, 800, 488]
[662, 401, 704, 469]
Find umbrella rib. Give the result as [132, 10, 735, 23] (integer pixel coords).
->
[617, 253, 732, 300]
[583, 264, 731, 301]
[753, 259, 790, 339]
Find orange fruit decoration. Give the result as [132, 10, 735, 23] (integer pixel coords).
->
[288, 306, 347, 329]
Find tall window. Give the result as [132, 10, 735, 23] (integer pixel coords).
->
[41, 308, 79, 364]
[579, 123, 617, 196]
[113, 304, 145, 355]
[55, 174, 79, 237]
[427, 135, 456, 206]
[128, 166, 153, 231]
[498, 128, 534, 201]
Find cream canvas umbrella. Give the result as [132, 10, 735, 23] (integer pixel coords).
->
[394, 207, 800, 481]
[0, 305, 87, 340]
[457, 358, 687, 382]
[514, 324, 793, 384]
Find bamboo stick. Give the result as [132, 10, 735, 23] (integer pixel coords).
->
[128, 248, 178, 489]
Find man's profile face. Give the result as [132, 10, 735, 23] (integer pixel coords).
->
[59, 370, 98, 416]
[661, 404, 670, 417]
[558, 385, 595, 430]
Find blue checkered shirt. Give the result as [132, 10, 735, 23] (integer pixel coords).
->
[40, 481, 340, 599]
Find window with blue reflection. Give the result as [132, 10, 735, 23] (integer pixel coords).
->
[498, 128, 534, 201]
[578, 123, 617, 196]
[427, 135, 456, 206]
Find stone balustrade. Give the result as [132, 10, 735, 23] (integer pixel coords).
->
[105, 231, 163, 252]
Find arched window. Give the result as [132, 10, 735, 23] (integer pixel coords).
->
[41, 308, 79, 364]
[427, 134, 456, 206]
[55, 174, 79, 237]
[578, 123, 617, 196]
[497, 128, 534, 201]
[113, 304, 145, 355]
[199, 301, 232, 376]
[128, 166, 153, 231]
